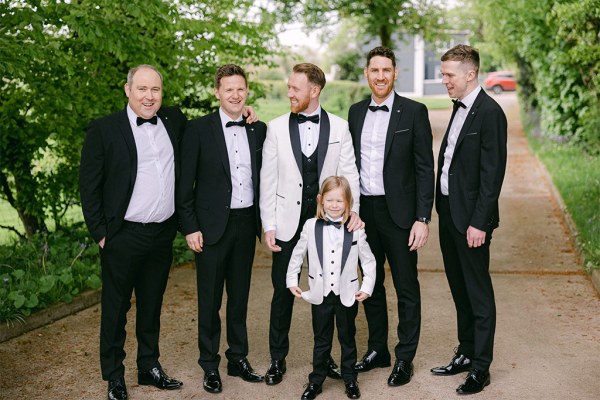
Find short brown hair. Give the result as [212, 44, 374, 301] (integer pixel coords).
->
[214, 64, 247, 89]
[441, 44, 480, 74]
[316, 176, 353, 223]
[292, 63, 326, 90]
[366, 46, 396, 68]
[127, 64, 163, 87]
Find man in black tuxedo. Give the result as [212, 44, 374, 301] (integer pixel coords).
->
[430, 44, 507, 395]
[177, 64, 266, 394]
[79, 64, 185, 400]
[347, 46, 434, 387]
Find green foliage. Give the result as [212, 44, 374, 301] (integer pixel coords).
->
[0, 0, 277, 236]
[0, 224, 101, 324]
[334, 51, 364, 82]
[274, 0, 445, 48]
[470, 0, 600, 153]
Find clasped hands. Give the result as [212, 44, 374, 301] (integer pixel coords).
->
[289, 286, 370, 302]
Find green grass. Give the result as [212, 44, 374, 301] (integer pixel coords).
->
[529, 139, 600, 270]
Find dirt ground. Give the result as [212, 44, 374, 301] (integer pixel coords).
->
[1, 93, 599, 400]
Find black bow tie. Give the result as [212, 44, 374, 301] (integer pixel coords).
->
[452, 99, 467, 110]
[324, 219, 342, 229]
[226, 119, 246, 128]
[136, 115, 158, 126]
[297, 114, 320, 124]
[368, 105, 389, 112]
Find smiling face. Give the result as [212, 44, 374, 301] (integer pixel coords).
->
[319, 187, 347, 220]
[365, 55, 398, 103]
[124, 67, 162, 119]
[287, 72, 319, 114]
[215, 74, 248, 120]
[440, 60, 477, 100]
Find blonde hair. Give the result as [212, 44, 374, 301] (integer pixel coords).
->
[316, 176, 353, 223]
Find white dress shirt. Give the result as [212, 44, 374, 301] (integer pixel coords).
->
[299, 106, 321, 157]
[323, 214, 344, 296]
[441, 86, 482, 196]
[124, 105, 175, 223]
[219, 108, 253, 208]
[360, 92, 395, 196]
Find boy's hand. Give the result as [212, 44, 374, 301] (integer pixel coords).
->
[289, 286, 302, 298]
[355, 291, 369, 302]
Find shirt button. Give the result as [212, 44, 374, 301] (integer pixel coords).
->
[331, 272, 334, 275]
[297, 201, 301, 205]
[330, 283, 334, 287]
[331, 250, 334, 253]
[331, 261, 334, 264]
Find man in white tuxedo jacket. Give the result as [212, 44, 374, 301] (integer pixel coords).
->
[260, 63, 362, 385]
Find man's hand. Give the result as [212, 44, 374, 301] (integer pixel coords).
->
[289, 286, 302, 298]
[186, 231, 204, 253]
[355, 291, 369, 302]
[466, 226, 486, 248]
[265, 230, 282, 252]
[99, 237, 106, 249]
[242, 106, 258, 124]
[346, 211, 365, 232]
[408, 221, 429, 251]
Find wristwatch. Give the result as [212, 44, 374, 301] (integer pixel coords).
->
[417, 217, 431, 224]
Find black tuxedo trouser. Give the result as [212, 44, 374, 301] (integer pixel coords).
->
[196, 207, 256, 371]
[99, 217, 177, 381]
[309, 293, 358, 385]
[437, 195, 496, 371]
[269, 203, 316, 360]
[359, 195, 421, 362]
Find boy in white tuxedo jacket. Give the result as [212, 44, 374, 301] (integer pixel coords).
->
[287, 176, 376, 400]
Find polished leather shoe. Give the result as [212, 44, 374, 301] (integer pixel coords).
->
[203, 369, 222, 394]
[107, 377, 128, 400]
[354, 350, 391, 372]
[227, 357, 264, 382]
[138, 366, 182, 390]
[387, 360, 414, 386]
[327, 356, 342, 380]
[344, 380, 361, 399]
[431, 352, 472, 376]
[301, 382, 322, 399]
[265, 359, 286, 385]
[456, 369, 490, 395]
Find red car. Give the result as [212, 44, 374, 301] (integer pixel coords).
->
[484, 71, 517, 94]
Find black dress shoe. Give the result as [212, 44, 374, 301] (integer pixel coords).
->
[344, 380, 361, 399]
[431, 352, 472, 376]
[107, 377, 128, 400]
[456, 369, 490, 395]
[265, 359, 286, 385]
[227, 357, 264, 382]
[138, 366, 183, 390]
[327, 356, 342, 380]
[354, 350, 391, 372]
[203, 370, 222, 394]
[387, 360, 414, 386]
[301, 382, 322, 400]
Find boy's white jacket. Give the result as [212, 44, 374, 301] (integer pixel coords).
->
[286, 218, 376, 307]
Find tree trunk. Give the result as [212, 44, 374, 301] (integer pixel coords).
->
[1, 169, 48, 237]
[379, 24, 392, 48]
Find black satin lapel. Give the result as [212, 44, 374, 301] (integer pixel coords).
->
[211, 113, 232, 178]
[118, 110, 138, 187]
[317, 110, 330, 179]
[353, 102, 370, 171]
[455, 91, 485, 150]
[246, 124, 258, 191]
[340, 224, 352, 273]
[315, 220, 324, 271]
[289, 113, 302, 173]
[383, 94, 403, 162]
